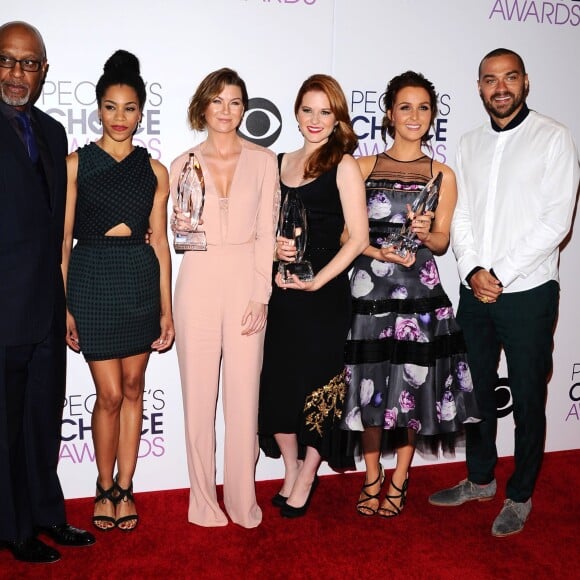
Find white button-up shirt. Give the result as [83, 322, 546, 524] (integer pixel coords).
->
[451, 108, 579, 292]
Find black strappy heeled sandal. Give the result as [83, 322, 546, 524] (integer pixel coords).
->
[378, 476, 409, 518]
[114, 477, 139, 531]
[356, 464, 385, 516]
[93, 481, 117, 531]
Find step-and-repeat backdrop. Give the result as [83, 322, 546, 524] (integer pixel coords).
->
[5, 0, 579, 498]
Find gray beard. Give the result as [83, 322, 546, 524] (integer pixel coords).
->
[0, 84, 30, 107]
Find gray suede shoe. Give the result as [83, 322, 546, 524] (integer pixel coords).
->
[491, 498, 532, 537]
[428, 478, 497, 506]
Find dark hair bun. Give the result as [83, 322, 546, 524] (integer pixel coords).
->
[103, 50, 141, 76]
[96, 49, 146, 107]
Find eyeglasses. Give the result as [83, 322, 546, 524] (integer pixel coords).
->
[0, 54, 43, 72]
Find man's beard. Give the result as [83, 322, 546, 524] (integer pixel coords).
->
[480, 88, 526, 120]
[0, 82, 31, 107]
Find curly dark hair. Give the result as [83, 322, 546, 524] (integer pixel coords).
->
[95, 49, 146, 108]
[380, 71, 438, 144]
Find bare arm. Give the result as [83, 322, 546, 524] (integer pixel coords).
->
[148, 159, 174, 351]
[279, 154, 369, 291]
[409, 161, 457, 256]
[61, 153, 81, 352]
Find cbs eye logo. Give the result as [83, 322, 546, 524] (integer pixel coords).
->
[238, 97, 282, 147]
[495, 377, 513, 418]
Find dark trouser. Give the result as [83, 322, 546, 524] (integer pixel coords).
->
[457, 281, 559, 503]
[0, 317, 66, 542]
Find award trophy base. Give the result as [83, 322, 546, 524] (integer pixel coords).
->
[279, 260, 314, 283]
[174, 230, 207, 252]
[382, 171, 442, 259]
[382, 233, 420, 259]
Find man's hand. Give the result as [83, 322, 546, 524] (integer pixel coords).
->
[470, 269, 503, 303]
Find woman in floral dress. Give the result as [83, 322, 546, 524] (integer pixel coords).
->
[341, 71, 480, 518]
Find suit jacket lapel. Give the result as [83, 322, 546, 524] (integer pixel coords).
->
[31, 109, 56, 211]
[0, 110, 31, 166]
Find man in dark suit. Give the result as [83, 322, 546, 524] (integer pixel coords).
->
[0, 21, 95, 564]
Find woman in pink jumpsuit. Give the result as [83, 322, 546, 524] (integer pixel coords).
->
[170, 69, 279, 528]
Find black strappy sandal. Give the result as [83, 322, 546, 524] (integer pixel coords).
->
[114, 478, 139, 531]
[378, 476, 409, 518]
[356, 464, 385, 516]
[93, 481, 117, 531]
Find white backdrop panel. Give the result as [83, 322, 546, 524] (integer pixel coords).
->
[3, 0, 579, 498]
[333, 0, 580, 467]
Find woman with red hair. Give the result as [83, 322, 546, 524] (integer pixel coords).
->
[259, 74, 369, 518]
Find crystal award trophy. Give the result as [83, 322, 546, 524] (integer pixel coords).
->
[383, 171, 443, 258]
[174, 152, 207, 251]
[277, 189, 314, 283]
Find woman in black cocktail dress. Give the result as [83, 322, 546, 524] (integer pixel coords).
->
[259, 74, 369, 518]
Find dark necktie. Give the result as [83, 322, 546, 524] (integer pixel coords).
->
[16, 111, 39, 163]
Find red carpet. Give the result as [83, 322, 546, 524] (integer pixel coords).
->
[1, 450, 578, 579]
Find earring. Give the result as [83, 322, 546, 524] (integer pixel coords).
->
[98, 118, 102, 126]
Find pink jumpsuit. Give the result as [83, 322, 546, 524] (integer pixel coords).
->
[171, 140, 279, 528]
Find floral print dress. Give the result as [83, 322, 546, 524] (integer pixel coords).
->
[341, 153, 480, 447]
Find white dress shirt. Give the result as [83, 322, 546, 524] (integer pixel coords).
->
[451, 108, 579, 292]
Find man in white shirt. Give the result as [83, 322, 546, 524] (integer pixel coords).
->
[428, 48, 579, 537]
